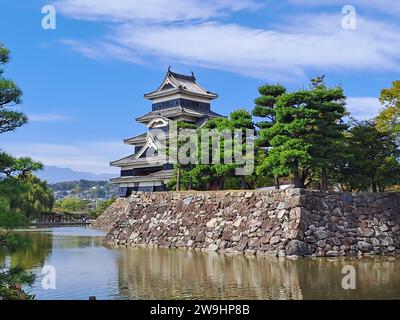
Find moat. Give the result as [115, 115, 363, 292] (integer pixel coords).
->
[1, 227, 400, 300]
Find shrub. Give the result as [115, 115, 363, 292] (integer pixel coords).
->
[0, 210, 29, 229]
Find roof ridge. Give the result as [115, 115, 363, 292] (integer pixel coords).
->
[168, 68, 196, 82]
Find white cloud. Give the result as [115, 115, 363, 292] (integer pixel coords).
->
[288, 0, 400, 16]
[55, 0, 261, 23]
[106, 14, 400, 79]
[61, 39, 143, 64]
[346, 97, 383, 120]
[54, 0, 400, 81]
[0, 141, 132, 174]
[28, 112, 75, 122]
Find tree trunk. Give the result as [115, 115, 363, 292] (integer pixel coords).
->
[218, 177, 225, 190]
[176, 165, 181, 191]
[371, 179, 377, 193]
[189, 176, 193, 190]
[293, 160, 302, 188]
[240, 176, 246, 189]
[321, 166, 328, 191]
[274, 176, 280, 190]
[188, 165, 193, 190]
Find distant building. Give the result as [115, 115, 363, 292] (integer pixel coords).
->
[110, 68, 222, 196]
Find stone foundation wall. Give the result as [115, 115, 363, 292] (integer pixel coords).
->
[90, 198, 129, 231]
[98, 189, 400, 257]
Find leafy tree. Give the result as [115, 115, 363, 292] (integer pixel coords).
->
[189, 109, 254, 190]
[305, 76, 348, 190]
[337, 121, 400, 192]
[8, 174, 54, 216]
[256, 77, 348, 189]
[252, 84, 286, 188]
[0, 152, 43, 178]
[0, 210, 29, 229]
[0, 44, 27, 133]
[54, 198, 89, 212]
[175, 121, 197, 191]
[88, 197, 116, 218]
[375, 80, 400, 138]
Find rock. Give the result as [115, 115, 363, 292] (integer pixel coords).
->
[207, 244, 219, 252]
[233, 217, 244, 228]
[304, 236, 317, 243]
[183, 197, 193, 205]
[342, 237, 356, 245]
[187, 240, 194, 247]
[381, 237, 394, 247]
[371, 237, 380, 246]
[326, 250, 340, 257]
[236, 238, 248, 251]
[255, 201, 263, 208]
[221, 230, 232, 241]
[244, 192, 253, 198]
[289, 207, 301, 219]
[276, 202, 285, 210]
[340, 193, 353, 205]
[329, 237, 341, 246]
[316, 240, 326, 248]
[285, 240, 312, 256]
[277, 210, 286, 219]
[315, 230, 330, 240]
[206, 218, 217, 228]
[309, 224, 317, 232]
[260, 236, 270, 244]
[379, 225, 388, 232]
[357, 227, 374, 237]
[231, 234, 241, 242]
[195, 232, 206, 242]
[357, 241, 372, 252]
[269, 236, 281, 245]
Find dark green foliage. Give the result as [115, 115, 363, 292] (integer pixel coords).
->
[8, 174, 54, 216]
[0, 44, 27, 133]
[254, 76, 348, 189]
[0, 265, 35, 300]
[88, 197, 116, 218]
[0, 210, 29, 229]
[337, 121, 400, 192]
[54, 198, 89, 212]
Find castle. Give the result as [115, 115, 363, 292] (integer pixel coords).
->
[110, 68, 222, 196]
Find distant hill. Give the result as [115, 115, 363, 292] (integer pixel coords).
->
[36, 166, 117, 184]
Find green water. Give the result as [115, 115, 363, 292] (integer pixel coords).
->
[1, 227, 400, 300]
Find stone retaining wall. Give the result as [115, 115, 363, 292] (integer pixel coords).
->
[97, 189, 400, 257]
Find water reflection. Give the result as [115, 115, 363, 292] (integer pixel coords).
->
[116, 248, 303, 299]
[0, 230, 52, 270]
[2, 227, 400, 300]
[116, 247, 400, 300]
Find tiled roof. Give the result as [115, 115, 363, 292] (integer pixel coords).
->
[124, 132, 147, 145]
[110, 169, 174, 184]
[136, 106, 222, 123]
[144, 69, 218, 99]
[110, 153, 137, 166]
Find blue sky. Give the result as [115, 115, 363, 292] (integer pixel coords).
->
[0, 0, 399, 174]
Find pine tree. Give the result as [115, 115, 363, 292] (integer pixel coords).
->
[0, 44, 27, 133]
